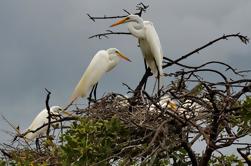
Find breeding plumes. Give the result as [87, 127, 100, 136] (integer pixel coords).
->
[69, 48, 131, 104]
[23, 106, 67, 141]
[111, 14, 164, 78]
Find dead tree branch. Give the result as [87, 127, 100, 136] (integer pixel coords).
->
[88, 30, 131, 39]
[86, 2, 149, 22]
[237, 148, 251, 166]
[87, 3, 149, 39]
[45, 88, 52, 137]
[164, 33, 249, 68]
[135, 33, 249, 95]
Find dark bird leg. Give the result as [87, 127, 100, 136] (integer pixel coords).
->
[93, 82, 98, 101]
[157, 69, 161, 97]
[152, 78, 157, 95]
[143, 60, 148, 90]
[88, 85, 95, 106]
[88, 83, 98, 106]
[153, 59, 161, 97]
[35, 138, 41, 152]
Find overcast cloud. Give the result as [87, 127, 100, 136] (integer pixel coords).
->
[0, 0, 250, 144]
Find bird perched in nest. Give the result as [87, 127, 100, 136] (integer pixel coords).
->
[111, 14, 164, 91]
[22, 106, 69, 141]
[69, 48, 131, 105]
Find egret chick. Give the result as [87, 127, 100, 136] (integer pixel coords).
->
[149, 95, 177, 112]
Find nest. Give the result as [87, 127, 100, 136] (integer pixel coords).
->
[75, 93, 186, 151]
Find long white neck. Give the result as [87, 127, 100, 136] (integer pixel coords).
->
[127, 19, 145, 39]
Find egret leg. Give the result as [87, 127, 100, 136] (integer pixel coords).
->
[153, 59, 161, 96]
[93, 83, 98, 101]
[88, 83, 98, 106]
[157, 71, 160, 96]
[143, 60, 148, 90]
[152, 78, 157, 95]
[35, 138, 41, 152]
[88, 85, 95, 106]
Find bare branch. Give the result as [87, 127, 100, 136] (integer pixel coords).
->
[89, 30, 131, 39]
[163, 33, 249, 68]
[237, 148, 251, 165]
[135, 33, 249, 94]
[181, 142, 198, 166]
[45, 88, 52, 137]
[86, 3, 149, 22]
[86, 13, 128, 22]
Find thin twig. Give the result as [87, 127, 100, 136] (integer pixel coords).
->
[45, 88, 52, 137]
[89, 30, 131, 39]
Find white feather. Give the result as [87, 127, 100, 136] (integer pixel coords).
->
[69, 48, 130, 103]
[24, 106, 62, 141]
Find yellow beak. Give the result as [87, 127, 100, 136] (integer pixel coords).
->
[61, 110, 72, 116]
[110, 17, 128, 27]
[116, 51, 131, 62]
[167, 102, 177, 111]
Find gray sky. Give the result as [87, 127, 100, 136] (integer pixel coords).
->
[0, 0, 250, 146]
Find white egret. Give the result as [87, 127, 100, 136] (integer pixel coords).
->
[111, 15, 164, 78]
[23, 106, 67, 141]
[69, 48, 131, 104]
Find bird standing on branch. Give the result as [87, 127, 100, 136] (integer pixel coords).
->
[111, 14, 164, 91]
[69, 48, 131, 105]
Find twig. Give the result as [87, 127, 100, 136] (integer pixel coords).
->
[86, 13, 128, 22]
[233, 83, 251, 99]
[163, 58, 249, 77]
[86, 2, 149, 22]
[122, 82, 134, 93]
[163, 33, 249, 68]
[22, 116, 78, 137]
[135, 33, 249, 94]
[237, 148, 251, 165]
[181, 142, 198, 166]
[45, 88, 52, 137]
[89, 30, 131, 39]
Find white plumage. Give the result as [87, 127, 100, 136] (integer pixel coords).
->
[111, 15, 163, 77]
[24, 106, 63, 141]
[149, 95, 177, 112]
[69, 48, 131, 103]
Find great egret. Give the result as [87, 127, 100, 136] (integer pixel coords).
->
[111, 14, 164, 78]
[23, 106, 67, 141]
[69, 48, 131, 104]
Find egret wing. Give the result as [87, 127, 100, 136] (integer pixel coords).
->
[144, 21, 164, 76]
[70, 51, 109, 102]
[25, 109, 49, 140]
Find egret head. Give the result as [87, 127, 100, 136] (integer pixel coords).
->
[110, 14, 142, 27]
[50, 106, 62, 113]
[50, 106, 71, 116]
[106, 48, 131, 62]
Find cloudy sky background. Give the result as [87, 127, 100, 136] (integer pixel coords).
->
[0, 0, 250, 150]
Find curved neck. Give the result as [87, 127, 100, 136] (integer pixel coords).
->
[128, 19, 145, 39]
